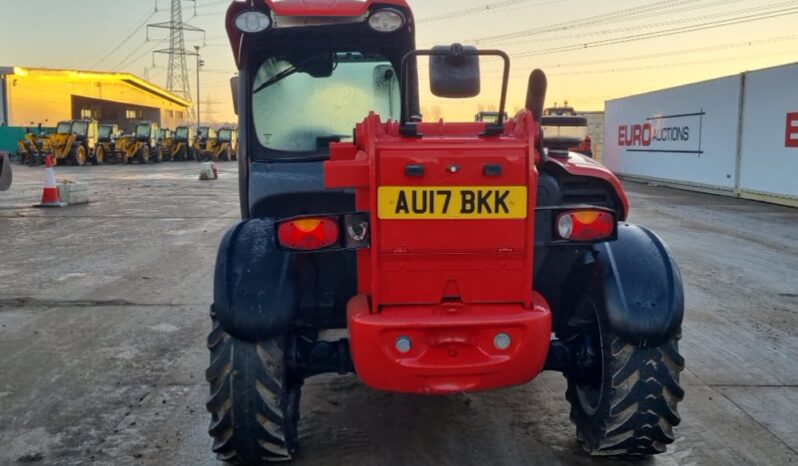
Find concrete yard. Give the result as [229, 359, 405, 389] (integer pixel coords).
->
[1, 163, 797, 466]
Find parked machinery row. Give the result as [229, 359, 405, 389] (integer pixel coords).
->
[15, 120, 238, 166]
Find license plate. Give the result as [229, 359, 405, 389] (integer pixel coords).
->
[377, 186, 527, 219]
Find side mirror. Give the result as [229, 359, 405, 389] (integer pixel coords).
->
[0, 152, 12, 192]
[230, 76, 239, 116]
[525, 69, 548, 122]
[430, 44, 480, 98]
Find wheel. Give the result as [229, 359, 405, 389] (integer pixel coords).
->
[563, 287, 684, 458]
[136, 145, 151, 164]
[162, 148, 173, 162]
[176, 146, 187, 162]
[69, 146, 87, 166]
[206, 316, 301, 464]
[93, 146, 105, 166]
[152, 146, 162, 164]
[220, 147, 231, 162]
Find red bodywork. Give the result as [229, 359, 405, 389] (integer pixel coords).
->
[326, 112, 553, 394]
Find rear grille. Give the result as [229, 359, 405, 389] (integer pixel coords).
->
[560, 177, 615, 209]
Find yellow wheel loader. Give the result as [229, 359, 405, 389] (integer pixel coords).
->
[194, 126, 217, 162]
[170, 126, 196, 161]
[119, 122, 161, 164]
[214, 127, 238, 161]
[157, 129, 174, 161]
[50, 120, 98, 167]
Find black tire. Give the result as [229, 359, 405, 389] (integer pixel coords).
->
[564, 290, 684, 458]
[92, 146, 104, 166]
[176, 146, 187, 162]
[206, 317, 301, 464]
[68, 146, 87, 166]
[152, 146, 162, 164]
[136, 145, 151, 164]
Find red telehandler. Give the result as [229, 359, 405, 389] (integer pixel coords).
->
[207, 1, 685, 463]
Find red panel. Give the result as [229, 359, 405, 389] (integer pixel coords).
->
[266, 0, 410, 17]
[787, 112, 798, 148]
[347, 293, 552, 394]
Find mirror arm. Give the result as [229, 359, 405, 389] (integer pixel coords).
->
[399, 46, 511, 134]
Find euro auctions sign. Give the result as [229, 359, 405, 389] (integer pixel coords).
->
[787, 112, 798, 148]
[618, 111, 705, 155]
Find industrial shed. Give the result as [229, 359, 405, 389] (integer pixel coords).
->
[0, 66, 191, 151]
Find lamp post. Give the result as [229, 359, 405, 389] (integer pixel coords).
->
[195, 45, 204, 130]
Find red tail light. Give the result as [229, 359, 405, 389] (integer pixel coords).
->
[278, 217, 339, 251]
[556, 209, 615, 242]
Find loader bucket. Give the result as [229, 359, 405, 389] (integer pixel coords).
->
[0, 152, 12, 191]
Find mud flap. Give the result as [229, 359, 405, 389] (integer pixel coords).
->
[214, 218, 298, 342]
[0, 152, 12, 191]
[592, 223, 684, 347]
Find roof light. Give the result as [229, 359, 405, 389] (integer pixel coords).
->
[278, 217, 339, 251]
[556, 210, 615, 242]
[368, 9, 405, 33]
[234, 10, 271, 33]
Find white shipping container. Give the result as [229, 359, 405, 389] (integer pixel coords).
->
[603, 76, 743, 191]
[738, 63, 798, 200]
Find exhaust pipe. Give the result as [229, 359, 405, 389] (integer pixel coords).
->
[525, 69, 547, 122]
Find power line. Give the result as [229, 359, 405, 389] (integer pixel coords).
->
[539, 34, 798, 69]
[513, 6, 798, 57]
[464, 0, 716, 44]
[488, 0, 796, 48]
[416, 0, 565, 24]
[88, 5, 159, 69]
[545, 48, 798, 76]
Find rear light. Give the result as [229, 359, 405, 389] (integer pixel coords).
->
[278, 217, 339, 251]
[556, 209, 615, 242]
[368, 9, 405, 32]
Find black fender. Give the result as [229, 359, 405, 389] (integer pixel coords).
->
[592, 223, 684, 347]
[213, 218, 298, 342]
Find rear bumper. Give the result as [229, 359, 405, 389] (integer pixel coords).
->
[347, 293, 552, 394]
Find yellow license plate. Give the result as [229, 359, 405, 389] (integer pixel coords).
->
[378, 186, 527, 219]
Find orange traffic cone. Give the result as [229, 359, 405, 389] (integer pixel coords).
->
[34, 154, 67, 208]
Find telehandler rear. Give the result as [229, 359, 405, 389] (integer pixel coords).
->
[207, 1, 685, 463]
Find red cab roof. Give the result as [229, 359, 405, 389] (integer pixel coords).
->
[265, 0, 410, 17]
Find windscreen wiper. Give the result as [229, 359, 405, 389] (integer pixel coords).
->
[253, 65, 299, 94]
[253, 54, 331, 94]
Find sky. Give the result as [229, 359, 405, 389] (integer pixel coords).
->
[1, 0, 797, 122]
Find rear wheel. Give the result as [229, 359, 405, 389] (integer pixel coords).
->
[563, 289, 684, 458]
[206, 317, 301, 464]
[152, 146, 162, 164]
[176, 146, 187, 161]
[93, 146, 105, 165]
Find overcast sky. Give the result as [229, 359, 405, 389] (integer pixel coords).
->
[1, 0, 796, 121]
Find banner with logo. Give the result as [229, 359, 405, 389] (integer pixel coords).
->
[739, 63, 798, 199]
[604, 76, 743, 190]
